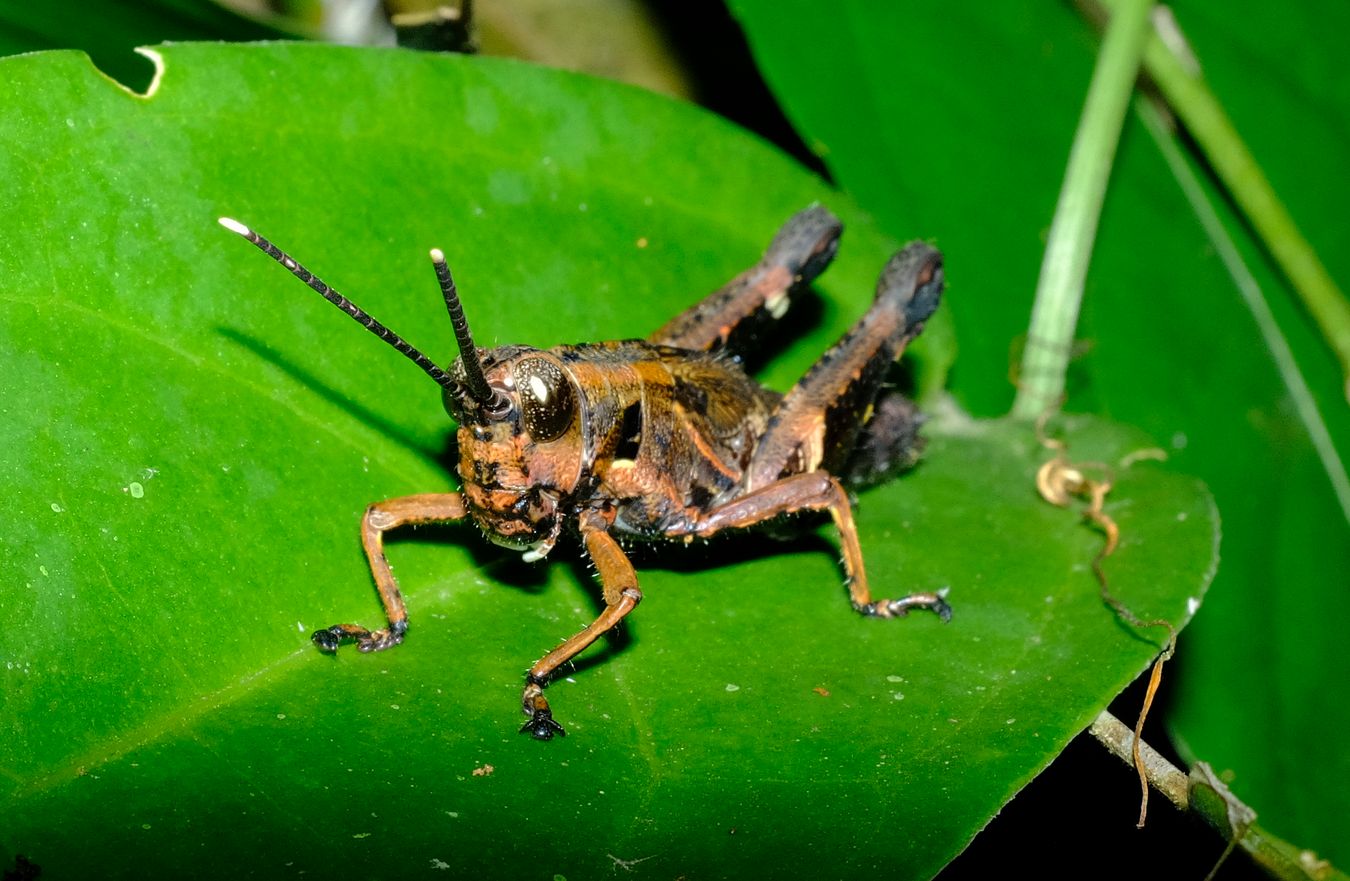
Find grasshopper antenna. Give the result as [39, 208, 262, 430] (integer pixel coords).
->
[429, 248, 506, 411]
[219, 217, 457, 391]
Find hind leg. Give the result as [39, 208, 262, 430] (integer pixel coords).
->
[649, 205, 842, 354]
[840, 390, 927, 488]
[745, 242, 944, 490]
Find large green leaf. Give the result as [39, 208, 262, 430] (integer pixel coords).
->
[0, 44, 1214, 878]
[728, 0, 1350, 865]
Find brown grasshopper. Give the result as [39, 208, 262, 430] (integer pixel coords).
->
[219, 206, 950, 739]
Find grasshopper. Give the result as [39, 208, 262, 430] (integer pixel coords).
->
[219, 206, 950, 739]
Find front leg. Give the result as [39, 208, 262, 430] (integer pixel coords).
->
[521, 510, 644, 740]
[678, 471, 951, 621]
[312, 492, 468, 653]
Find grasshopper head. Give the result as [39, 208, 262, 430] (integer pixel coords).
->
[446, 345, 586, 560]
[426, 250, 586, 558]
[219, 221, 585, 561]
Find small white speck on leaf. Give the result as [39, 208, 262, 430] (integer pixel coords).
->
[50, 502, 63, 513]
[128, 482, 144, 499]
[725, 683, 740, 692]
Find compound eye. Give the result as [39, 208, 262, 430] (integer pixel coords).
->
[513, 357, 576, 442]
[441, 384, 466, 423]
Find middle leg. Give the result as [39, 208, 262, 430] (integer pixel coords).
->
[674, 471, 951, 621]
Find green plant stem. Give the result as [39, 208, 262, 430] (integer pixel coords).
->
[1093, 0, 1350, 402]
[1011, 0, 1154, 420]
[1091, 712, 1348, 881]
[1137, 96, 1350, 522]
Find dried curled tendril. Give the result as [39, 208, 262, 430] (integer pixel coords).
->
[1035, 413, 1175, 829]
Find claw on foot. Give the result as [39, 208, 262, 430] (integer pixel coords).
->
[520, 710, 567, 740]
[856, 588, 952, 622]
[521, 680, 566, 740]
[310, 621, 407, 653]
[311, 626, 345, 653]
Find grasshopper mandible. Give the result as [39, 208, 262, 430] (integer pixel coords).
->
[219, 206, 950, 739]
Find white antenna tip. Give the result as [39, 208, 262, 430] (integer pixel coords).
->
[218, 217, 251, 236]
[429, 247, 446, 263]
